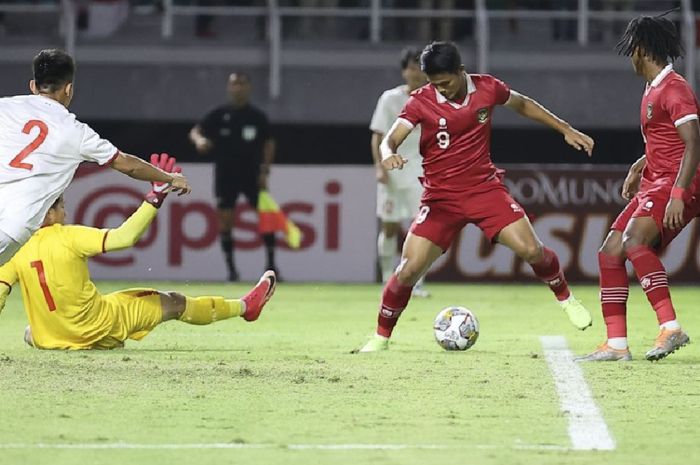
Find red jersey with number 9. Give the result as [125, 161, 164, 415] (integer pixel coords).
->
[398, 73, 511, 200]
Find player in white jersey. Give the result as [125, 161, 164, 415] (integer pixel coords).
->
[370, 48, 430, 297]
[0, 49, 191, 266]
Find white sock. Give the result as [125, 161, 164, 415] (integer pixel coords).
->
[415, 276, 426, 289]
[660, 319, 681, 331]
[607, 337, 628, 350]
[377, 231, 398, 283]
[374, 333, 389, 340]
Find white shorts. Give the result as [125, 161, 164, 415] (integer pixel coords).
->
[0, 230, 22, 266]
[376, 183, 423, 222]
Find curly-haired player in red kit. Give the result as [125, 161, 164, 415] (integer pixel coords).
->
[357, 41, 595, 352]
[578, 12, 699, 362]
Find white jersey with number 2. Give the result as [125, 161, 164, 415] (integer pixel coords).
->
[0, 94, 118, 244]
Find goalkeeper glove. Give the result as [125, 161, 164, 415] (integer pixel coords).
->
[145, 153, 181, 208]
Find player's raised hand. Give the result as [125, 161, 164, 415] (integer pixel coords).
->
[150, 153, 176, 192]
[663, 198, 685, 230]
[146, 153, 186, 208]
[381, 154, 408, 171]
[564, 128, 594, 157]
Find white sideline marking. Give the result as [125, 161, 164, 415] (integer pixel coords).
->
[540, 336, 616, 451]
[0, 443, 569, 451]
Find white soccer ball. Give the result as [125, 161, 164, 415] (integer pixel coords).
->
[433, 306, 479, 351]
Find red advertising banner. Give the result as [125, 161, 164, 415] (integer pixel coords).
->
[426, 165, 700, 282]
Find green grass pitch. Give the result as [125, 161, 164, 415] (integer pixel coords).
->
[0, 281, 698, 465]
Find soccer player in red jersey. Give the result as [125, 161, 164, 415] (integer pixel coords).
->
[358, 41, 595, 352]
[578, 14, 699, 362]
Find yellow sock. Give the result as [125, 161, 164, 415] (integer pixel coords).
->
[179, 296, 243, 325]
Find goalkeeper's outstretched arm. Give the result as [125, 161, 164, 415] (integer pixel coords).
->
[103, 202, 158, 252]
[103, 152, 179, 253]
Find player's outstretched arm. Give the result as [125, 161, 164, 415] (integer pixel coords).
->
[504, 90, 594, 157]
[380, 120, 412, 170]
[664, 120, 700, 230]
[111, 152, 192, 195]
[104, 153, 181, 253]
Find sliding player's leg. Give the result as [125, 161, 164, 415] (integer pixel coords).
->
[496, 216, 592, 330]
[89, 271, 276, 349]
[167, 270, 277, 324]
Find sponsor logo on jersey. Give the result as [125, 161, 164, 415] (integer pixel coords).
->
[646, 103, 653, 120]
[242, 125, 258, 141]
[510, 203, 522, 213]
[477, 107, 489, 124]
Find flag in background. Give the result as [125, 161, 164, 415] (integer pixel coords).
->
[257, 190, 302, 249]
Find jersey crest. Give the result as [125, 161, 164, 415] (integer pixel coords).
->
[646, 103, 653, 120]
[477, 107, 489, 124]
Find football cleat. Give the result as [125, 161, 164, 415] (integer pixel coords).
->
[241, 270, 277, 322]
[575, 343, 632, 362]
[560, 297, 593, 330]
[645, 328, 690, 361]
[355, 334, 389, 353]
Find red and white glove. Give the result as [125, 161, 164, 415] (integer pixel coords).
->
[145, 153, 181, 208]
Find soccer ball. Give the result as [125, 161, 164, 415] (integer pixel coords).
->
[433, 306, 479, 351]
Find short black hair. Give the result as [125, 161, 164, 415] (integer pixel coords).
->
[615, 11, 683, 65]
[399, 47, 421, 70]
[420, 41, 462, 75]
[32, 49, 75, 93]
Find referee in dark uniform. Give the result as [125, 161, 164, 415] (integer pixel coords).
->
[189, 72, 276, 281]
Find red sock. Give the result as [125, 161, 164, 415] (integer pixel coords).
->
[376, 274, 413, 338]
[626, 245, 676, 325]
[530, 247, 571, 301]
[598, 252, 628, 338]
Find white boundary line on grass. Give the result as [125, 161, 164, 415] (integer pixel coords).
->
[540, 335, 616, 451]
[0, 443, 569, 451]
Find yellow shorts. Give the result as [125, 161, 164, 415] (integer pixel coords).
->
[91, 288, 163, 350]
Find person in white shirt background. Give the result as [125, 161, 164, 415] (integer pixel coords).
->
[369, 48, 430, 298]
[0, 49, 191, 266]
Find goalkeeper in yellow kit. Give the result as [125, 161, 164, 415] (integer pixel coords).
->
[0, 153, 276, 350]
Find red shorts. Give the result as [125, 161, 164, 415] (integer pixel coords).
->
[410, 183, 526, 251]
[611, 183, 700, 250]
